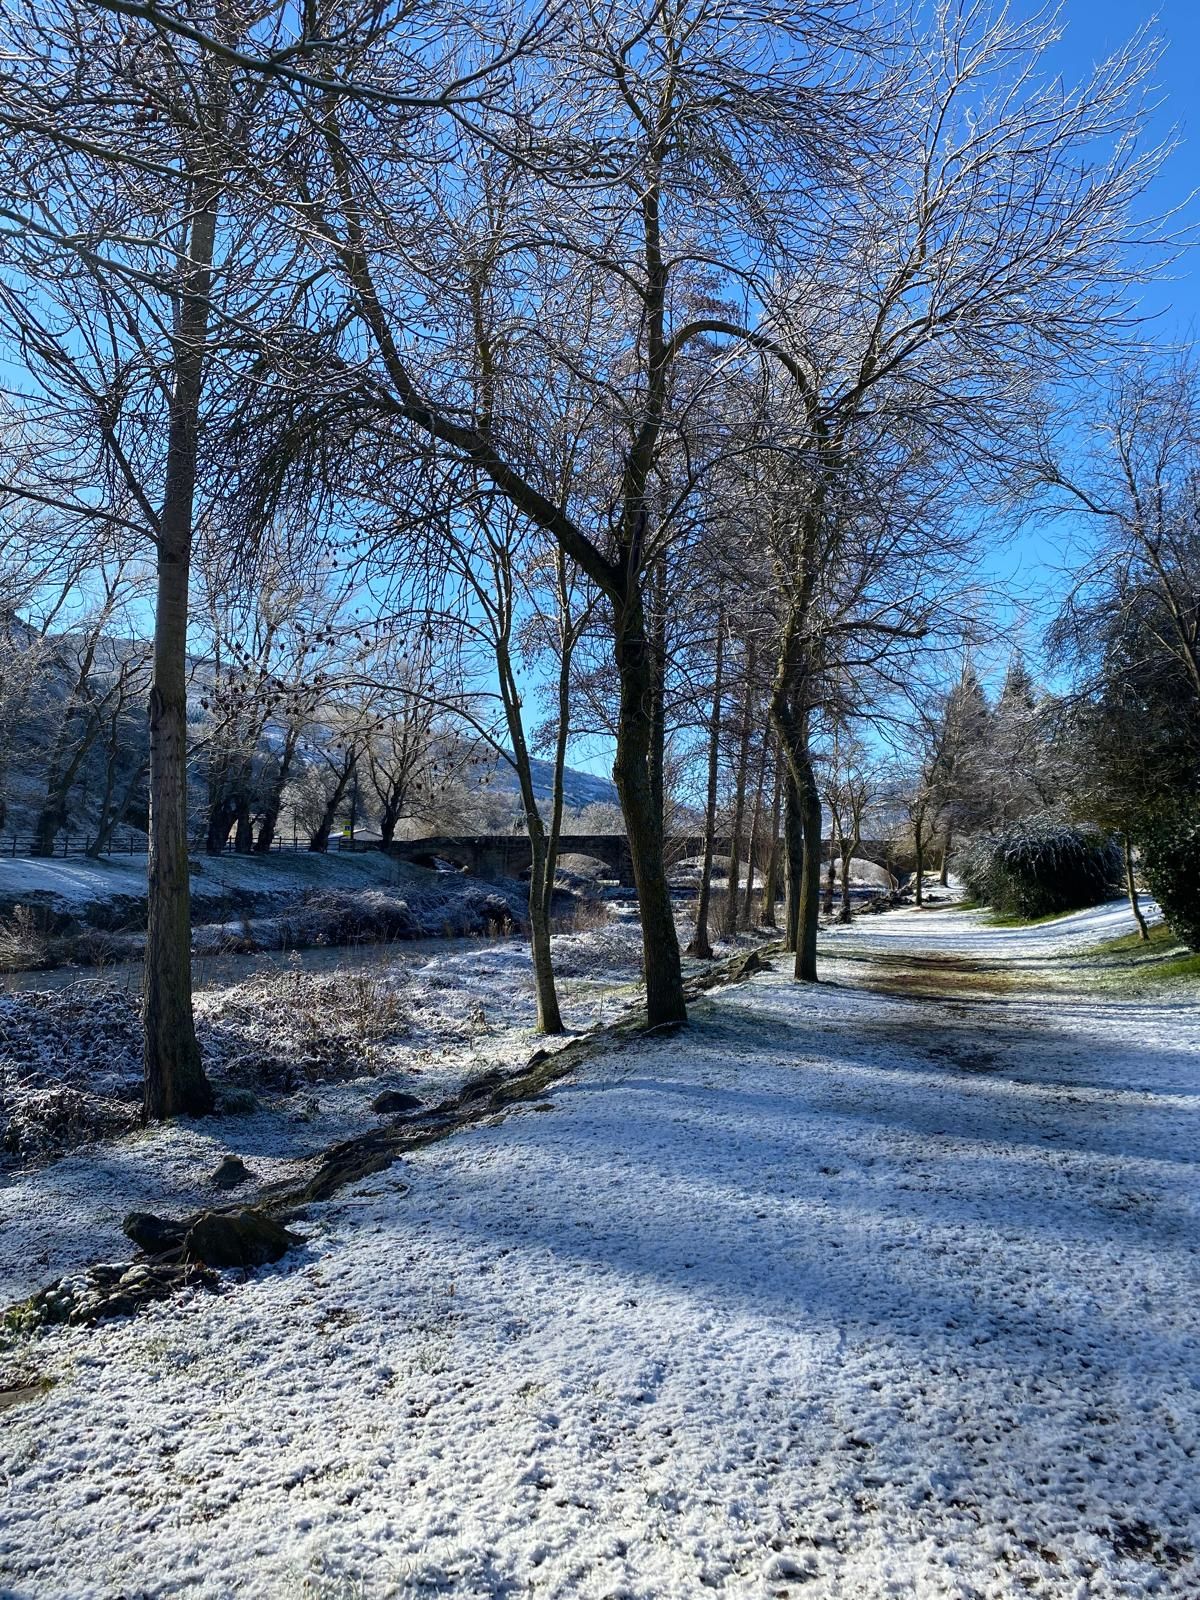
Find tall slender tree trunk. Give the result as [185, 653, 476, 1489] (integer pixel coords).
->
[91, 755, 148, 858]
[526, 819, 564, 1034]
[493, 554, 571, 1037]
[823, 841, 836, 915]
[688, 611, 724, 960]
[739, 734, 768, 931]
[32, 709, 101, 857]
[760, 747, 782, 930]
[772, 680, 821, 979]
[648, 557, 667, 832]
[939, 825, 952, 887]
[613, 594, 685, 1027]
[144, 184, 220, 1122]
[913, 817, 926, 908]
[529, 569, 579, 1036]
[781, 768, 803, 952]
[794, 742, 822, 982]
[1124, 834, 1150, 942]
[721, 643, 755, 940]
[838, 819, 857, 921]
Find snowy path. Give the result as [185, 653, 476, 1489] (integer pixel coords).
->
[2, 902, 1198, 1598]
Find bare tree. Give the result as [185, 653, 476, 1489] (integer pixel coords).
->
[252, 0, 891, 1027]
[755, 4, 1164, 978]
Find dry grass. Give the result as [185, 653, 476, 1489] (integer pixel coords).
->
[0, 908, 48, 973]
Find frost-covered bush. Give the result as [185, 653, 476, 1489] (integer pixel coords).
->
[955, 820, 1122, 919]
[0, 983, 143, 1161]
[1138, 805, 1200, 950]
[0, 905, 49, 971]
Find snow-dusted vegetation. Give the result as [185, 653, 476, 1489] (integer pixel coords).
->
[1, 914, 660, 1304]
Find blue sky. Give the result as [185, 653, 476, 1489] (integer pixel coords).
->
[981, 0, 1200, 660]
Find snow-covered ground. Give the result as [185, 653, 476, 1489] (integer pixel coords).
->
[0, 917, 652, 1305]
[0, 851, 528, 958]
[2, 899, 1198, 1598]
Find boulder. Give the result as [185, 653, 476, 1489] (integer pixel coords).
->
[210, 1154, 253, 1190]
[182, 1209, 299, 1269]
[122, 1211, 187, 1256]
[370, 1090, 423, 1117]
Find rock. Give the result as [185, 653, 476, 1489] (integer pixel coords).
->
[69, 1262, 218, 1325]
[182, 1209, 299, 1269]
[210, 1154, 253, 1190]
[122, 1211, 187, 1257]
[370, 1090, 423, 1117]
[21, 1259, 219, 1330]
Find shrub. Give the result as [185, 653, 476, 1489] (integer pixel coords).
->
[955, 819, 1122, 919]
[1138, 805, 1200, 951]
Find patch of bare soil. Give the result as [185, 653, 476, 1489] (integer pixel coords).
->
[860, 951, 1015, 1000]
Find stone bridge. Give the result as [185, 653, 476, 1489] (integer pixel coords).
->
[384, 833, 902, 887]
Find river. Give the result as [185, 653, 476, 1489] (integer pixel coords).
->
[0, 933, 521, 997]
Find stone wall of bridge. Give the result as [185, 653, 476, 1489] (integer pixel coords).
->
[385, 833, 907, 886]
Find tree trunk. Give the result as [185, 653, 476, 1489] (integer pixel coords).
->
[772, 684, 821, 979]
[528, 570, 578, 1036]
[32, 714, 100, 857]
[493, 550, 571, 1036]
[739, 736, 767, 932]
[613, 594, 685, 1027]
[721, 643, 755, 941]
[688, 611, 724, 960]
[375, 787, 404, 849]
[794, 744, 822, 982]
[525, 819, 564, 1033]
[1124, 834, 1150, 942]
[206, 795, 238, 855]
[838, 840, 856, 923]
[913, 820, 926, 907]
[143, 184, 220, 1122]
[823, 842, 836, 915]
[781, 768, 803, 952]
[648, 556, 667, 832]
[31, 791, 68, 858]
[939, 825, 952, 887]
[309, 763, 354, 852]
[759, 746, 782, 930]
[255, 728, 299, 853]
[91, 755, 148, 858]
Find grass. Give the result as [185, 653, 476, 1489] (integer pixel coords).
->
[1087, 921, 1177, 958]
[984, 907, 1073, 928]
[1082, 919, 1200, 989]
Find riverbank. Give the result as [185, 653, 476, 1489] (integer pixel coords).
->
[0, 850, 530, 975]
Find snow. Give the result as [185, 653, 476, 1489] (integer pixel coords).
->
[0, 921, 651, 1305]
[0, 847, 524, 917]
[2, 899, 1198, 1598]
